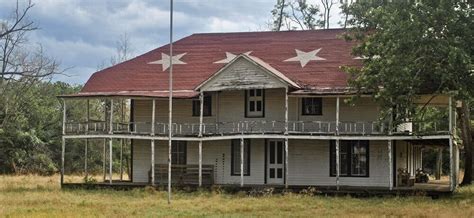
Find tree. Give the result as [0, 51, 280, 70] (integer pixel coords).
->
[97, 33, 134, 70]
[343, 1, 473, 184]
[320, 0, 337, 29]
[271, 0, 323, 31]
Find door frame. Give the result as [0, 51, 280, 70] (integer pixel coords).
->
[265, 139, 285, 185]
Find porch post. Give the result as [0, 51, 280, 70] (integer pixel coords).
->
[120, 99, 124, 181]
[151, 140, 155, 186]
[151, 99, 156, 186]
[109, 138, 113, 184]
[85, 99, 89, 179]
[103, 139, 106, 181]
[448, 96, 454, 191]
[388, 108, 393, 190]
[335, 97, 340, 190]
[109, 99, 114, 184]
[61, 99, 66, 186]
[198, 91, 204, 187]
[240, 137, 244, 187]
[284, 87, 289, 189]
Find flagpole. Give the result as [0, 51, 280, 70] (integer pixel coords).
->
[167, 0, 173, 204]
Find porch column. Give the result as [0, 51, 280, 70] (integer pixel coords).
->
[151, 99, 156, 186]
[61, 99, 66, 186]
[109, 99, 114, 184]
[335, 97, 340, 190]
[435, 148, 443, 180]
[284, 87, 289, 189]
[103, 139, 106, 181]
[240, 137, 244, 187]
[85, 99, 89, 179]
[388, 108, 393, 190]
[448, 96, 454, 191]
[120, 99, 124, 181]
[109, 138, 113, 184]
[198, 91, 204, 187]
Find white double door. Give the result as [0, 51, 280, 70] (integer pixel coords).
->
[267, 139, 285, 184]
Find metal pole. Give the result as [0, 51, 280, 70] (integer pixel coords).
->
[388, 108, 393, 190]
[103, 139, 106, 181]
[336, 97, 340, 190]
[198, 92, 204, 187]
[120, 99, 124, 181]
[167, 0, 174, 204]
[284, 87, 289, 189]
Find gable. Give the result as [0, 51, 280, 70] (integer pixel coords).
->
[199, 55, 296, 92]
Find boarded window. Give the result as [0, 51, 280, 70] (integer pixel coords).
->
[330, 140, 369, 177]
[301, 98, 322, 115]
[231, 139, 250, 176]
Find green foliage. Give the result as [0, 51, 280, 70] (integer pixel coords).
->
[0, 81, 81, 174]
[342, 0, 473, 123]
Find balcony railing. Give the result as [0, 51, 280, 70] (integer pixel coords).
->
[64, 120, 449, 136]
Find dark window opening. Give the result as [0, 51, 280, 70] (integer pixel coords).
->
[171, 141, 187, 165]
[302, 98, 322, 115]
[192, 94, 212, 116]
[330, 140, 369, 177]
[231, 139, 251, 176]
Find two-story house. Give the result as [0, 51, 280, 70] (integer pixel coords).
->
[60, 29, 459, 194]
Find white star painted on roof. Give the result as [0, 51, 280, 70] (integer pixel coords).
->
[284, 48, 326, 67]
[213, 51, 252, 64]
[148, 52, 187, 71]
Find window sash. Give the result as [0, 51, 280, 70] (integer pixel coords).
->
[330, 140, 368, 177]
[171, 141, 187, 165]
[192, 95, 212, 116]
[231, 139, 250, 176]
[246, 89, 264, 117]
[301, 98, 322, 115]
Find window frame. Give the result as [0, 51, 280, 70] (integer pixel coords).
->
[301, 97, 323, 116]
[230, 139, 251, 176]
[192, 94, 212, 117]
[330, 140, 369, 177]
[244, 89, 265, 118]
[171, 141, 187, 165]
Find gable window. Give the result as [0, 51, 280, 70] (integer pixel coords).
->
[245, 89, 264, 117]
[301, 98, 322, 115]
[330, 140, 369, 177]
[231, 139, 250, 176]
[192, 94, 212, 116]
[171, 141, 187, 165]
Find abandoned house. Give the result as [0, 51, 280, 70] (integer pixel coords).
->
[59, 29, 460, 194]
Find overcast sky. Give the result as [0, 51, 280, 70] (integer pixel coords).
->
[0, 0, 343, 85]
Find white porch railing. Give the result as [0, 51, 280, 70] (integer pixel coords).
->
[64, 120, 449, 136]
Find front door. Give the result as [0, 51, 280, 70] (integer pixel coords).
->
[267, 139, 284, 184]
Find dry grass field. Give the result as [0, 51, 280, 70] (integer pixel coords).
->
[0, 175, 473, 217]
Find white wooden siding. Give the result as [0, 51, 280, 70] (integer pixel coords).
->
[133, 139, 391, 187]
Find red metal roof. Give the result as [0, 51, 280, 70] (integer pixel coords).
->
[79, 29, 360, 98]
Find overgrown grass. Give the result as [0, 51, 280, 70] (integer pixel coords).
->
[0, 175, 473, 217]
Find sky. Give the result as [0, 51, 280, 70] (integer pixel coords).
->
[0, 0, 343, 85]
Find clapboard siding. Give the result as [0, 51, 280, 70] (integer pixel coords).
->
[133, 139, 391, 187]
[202, 58, 287, 91]
[133, 90, 380, 125]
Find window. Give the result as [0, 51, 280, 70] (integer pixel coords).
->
[192, 94, 212, 116]
[245, 89, 264, 117]
[302, 98, 322, 115]
[171, 141, 187, 165]
[231, 139, 250, 176]
[330, 140, 369, 177]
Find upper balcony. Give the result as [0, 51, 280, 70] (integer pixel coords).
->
[64, 119, 449, 137]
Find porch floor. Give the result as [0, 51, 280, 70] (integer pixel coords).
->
[62, 180, 451, 196]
